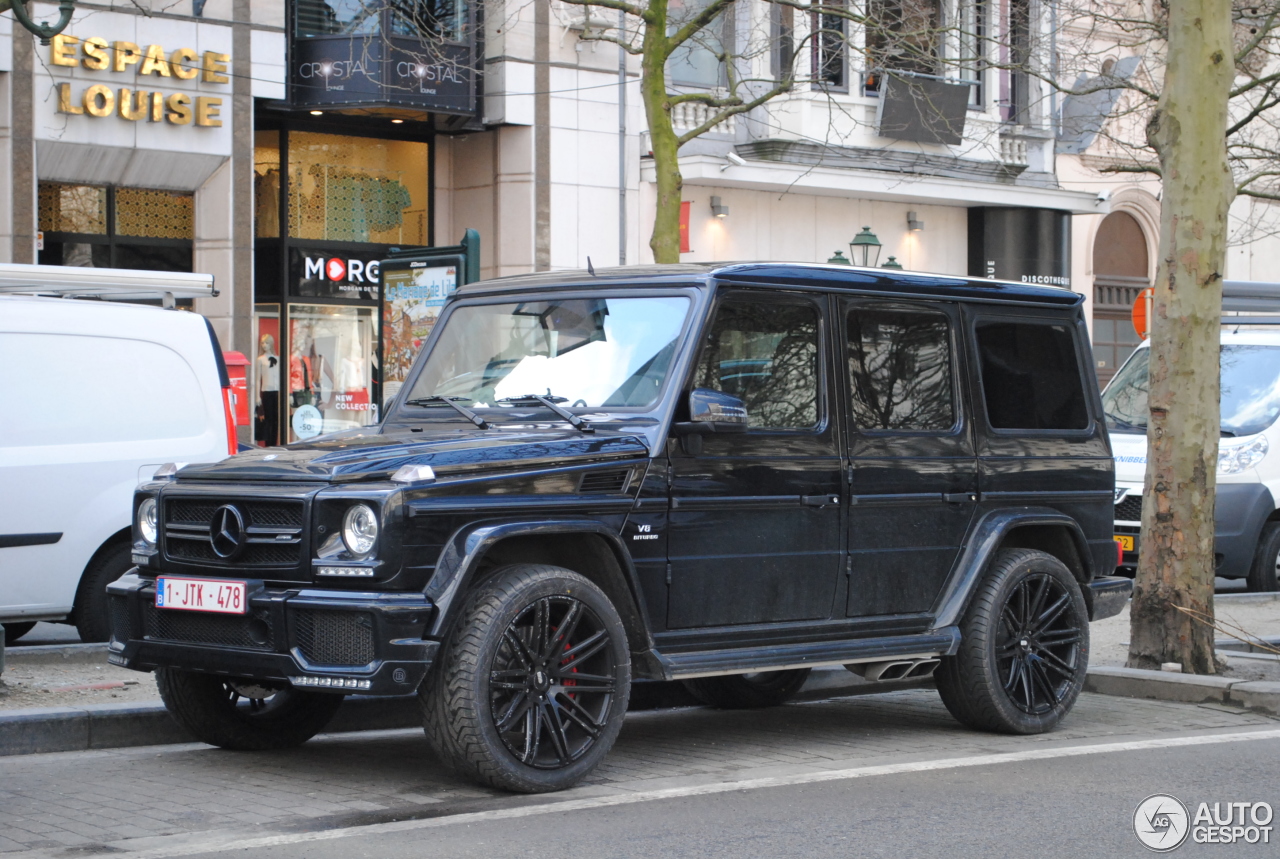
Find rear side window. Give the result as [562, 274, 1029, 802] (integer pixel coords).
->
[692, 298, 820, 430]
[0, 333, 207, 447]
[847, 307, 954, 432]
[975, 321, 1089, 430]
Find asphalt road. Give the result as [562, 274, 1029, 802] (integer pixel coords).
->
[138, 733, 1280, 859]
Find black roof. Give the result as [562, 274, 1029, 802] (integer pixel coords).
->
[456, 262, 1083, 307]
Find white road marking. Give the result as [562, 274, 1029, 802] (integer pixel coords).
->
[26, 727, 1280, 859]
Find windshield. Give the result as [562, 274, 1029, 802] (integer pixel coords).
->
[403, 295, 691, 411]
[1102, 344, 1280, 436]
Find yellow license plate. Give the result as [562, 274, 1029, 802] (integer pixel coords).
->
[1115, 535, 1135, 552]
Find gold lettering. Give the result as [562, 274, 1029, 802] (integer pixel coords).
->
[83, 84, 115, 118]
[150, 91, 164, 122]
[201, 51, 230, 83]
[195, 96, 223, 127]
[112, 41, 142, 73]
[50, 34, 79, 67]
[119, 88, 148, 121]
[57, 83, 84, 115]
[170, 47, 199, 80]
[139, 44, 172, 77]
[166, 92, 193, 125]
[82, 37, 109, 71]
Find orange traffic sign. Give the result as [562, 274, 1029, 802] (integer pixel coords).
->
[1132, 287, 1153, 340]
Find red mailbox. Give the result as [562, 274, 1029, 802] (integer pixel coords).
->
[222, 351, 250, 428]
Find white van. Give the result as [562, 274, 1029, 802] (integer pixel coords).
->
[0, 265, 234, 642]
[1103, 283, 1280, 592]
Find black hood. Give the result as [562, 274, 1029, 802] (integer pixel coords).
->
[175, 426, 652, 483]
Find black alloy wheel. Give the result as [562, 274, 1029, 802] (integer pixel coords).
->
[422, 564, 631, 793]
[994, 573, 1085, 716]
[490, 595, 617, 769]
[935, 548, 1089, 734]
[156, 669, 344, 750]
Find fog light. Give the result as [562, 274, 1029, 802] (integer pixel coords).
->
[316, 565, 375, 577]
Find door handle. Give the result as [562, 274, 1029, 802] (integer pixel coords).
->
[802, 495, 841, 507]
[943, 492, 978, 503]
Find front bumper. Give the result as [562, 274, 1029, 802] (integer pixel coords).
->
[1086, 576, 1132, 621]
[105, 571, 438, 695]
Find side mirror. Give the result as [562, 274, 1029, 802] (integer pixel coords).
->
[672, 388, 748, 453]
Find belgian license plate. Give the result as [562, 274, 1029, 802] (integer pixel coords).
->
[1115, 535, 1136, 552]
[156, 577, 247, 614]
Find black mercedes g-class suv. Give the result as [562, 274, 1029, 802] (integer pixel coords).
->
[109, 263, 1130, 793]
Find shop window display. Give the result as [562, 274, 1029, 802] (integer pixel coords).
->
[288, 132, 427, 245]
[287, 305, 378, 441]
[253, 305, 282, 447]
[255, 130, 282, 239]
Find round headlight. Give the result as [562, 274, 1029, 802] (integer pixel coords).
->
[138, 498, 158, 546]
[342, 503, 378, 558]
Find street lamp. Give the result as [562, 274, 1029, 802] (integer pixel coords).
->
[827, 250, 851, 265]
[881, 256, 904, 270]
[4, 0, 76, 44]
[849, 227, 882, 268]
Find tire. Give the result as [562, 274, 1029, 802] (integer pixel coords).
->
[3, 622, 36, 645]
[681, 669, 811, 709]
[156, 669, 344, 750]
[421, 564, 631, 793]
[935, 548, 1090, 735]
[1246, 522, 1280, 592]
[74, 542, 132, 642]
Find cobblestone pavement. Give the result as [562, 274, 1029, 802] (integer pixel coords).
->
[0, 690, 1275, 856]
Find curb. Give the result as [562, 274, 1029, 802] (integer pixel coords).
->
[2, 642, 107, 666]
[0, 667, 907, 758]
[1085, 665, 1280, 715]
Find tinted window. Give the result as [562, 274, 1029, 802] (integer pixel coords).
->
[848, 307, 954, 431]
[976, 321, 1089, 430]
[693, 298, 819, 429]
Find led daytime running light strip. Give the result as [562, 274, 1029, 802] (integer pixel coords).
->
[316, 566, 375, 577]
[290, 675, 371, 690]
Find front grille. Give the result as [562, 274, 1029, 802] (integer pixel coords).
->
[293, 609, 376, 666]
[162, 497, 304, 567]
[1115, 494, 1143, 522]
[109, 595, 136, 644]
[144, 604, 274, 650]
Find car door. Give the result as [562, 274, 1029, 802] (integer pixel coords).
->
[666, 289, 844, 629]
[840, 298, 979, 617]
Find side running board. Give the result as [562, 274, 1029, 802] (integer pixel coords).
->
[656, 628, 961, 681]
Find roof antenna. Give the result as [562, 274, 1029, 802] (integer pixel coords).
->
[587, 256, 596, 276]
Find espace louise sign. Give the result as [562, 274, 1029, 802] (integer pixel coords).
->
[289, 248, 382, 301]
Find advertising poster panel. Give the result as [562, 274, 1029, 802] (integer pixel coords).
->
[382, 262, 457, 401]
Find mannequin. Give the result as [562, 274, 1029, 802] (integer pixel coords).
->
[255, 333, 280, 446]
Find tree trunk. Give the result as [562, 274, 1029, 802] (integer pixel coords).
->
[639, 14, 682, 264]
[1128, 0, 1235, 674]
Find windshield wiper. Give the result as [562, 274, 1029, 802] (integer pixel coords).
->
[497, 394, 595, 433]
[403, 396, 490, 429]
[1104, 411, 1146, 431]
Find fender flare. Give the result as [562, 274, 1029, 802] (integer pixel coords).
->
[423, 518, 653, 647]
[930, 507, 1095, 632]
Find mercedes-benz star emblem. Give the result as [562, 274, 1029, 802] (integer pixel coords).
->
[210, 505, 246, 559]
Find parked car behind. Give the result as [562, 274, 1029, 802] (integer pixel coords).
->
[1106, 282, 1280, 591]
[0, 264, 233, 642]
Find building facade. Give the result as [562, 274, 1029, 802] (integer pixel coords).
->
[7, 0, 1274, 443]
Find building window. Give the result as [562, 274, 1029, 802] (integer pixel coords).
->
[1092, 211, 1150, 385]
[1001, 0, 1031, 124]
[812, 4, 848, 91]
[37, 183, 194, 272]
[771, 3, 795, 83]
[865, 0, 941, 94]
[959, 0, 986, 107]
[667, 0, 727, 88]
